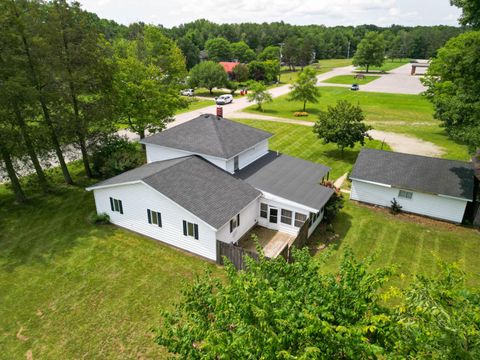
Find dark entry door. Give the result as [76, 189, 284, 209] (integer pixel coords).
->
[269, 208, 278, 224]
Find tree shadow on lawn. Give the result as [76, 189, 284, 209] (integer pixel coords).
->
[307, 210, 353, 257]
[0, 184, 113, 272]
[322, 148, 359, 164]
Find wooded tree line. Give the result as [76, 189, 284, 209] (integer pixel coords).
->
[166, 21, 463, 69]
[0, 0, 187, 202]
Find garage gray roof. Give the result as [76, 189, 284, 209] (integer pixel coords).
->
[140, 114, 273, 159]
[350, 149, 474, 200]
[87, 156, 261, 229]
[235, 151, 334, 211]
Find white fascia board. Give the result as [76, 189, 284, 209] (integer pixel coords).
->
[437, 193, 471, 202]
[350, 178, 392, 188]
[260, 190, 319, 213]
[85, 180, 142, 192]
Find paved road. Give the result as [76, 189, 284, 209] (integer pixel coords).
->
[318, 63, 427, 95]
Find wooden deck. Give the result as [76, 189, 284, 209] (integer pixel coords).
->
[238, 225, 295, 258]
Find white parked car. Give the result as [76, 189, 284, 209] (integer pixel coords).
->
[215, 94, 233, 105]
[181, 88, 195, 96]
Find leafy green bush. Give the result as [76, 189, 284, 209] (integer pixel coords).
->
[322, 180, 344, 223]
[89, 212, 110, 225]
[91, 136, 144, 178]
[156, 250, 480, 359]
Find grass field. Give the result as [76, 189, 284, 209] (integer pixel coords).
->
[322, 74, 380, 85]
[1, 119, 478, 357]
[244, 86, 470, 160]
[0, 167, 221, 359]
[177, 98, 213, 113]
[356, 59, 410, 73]
[234, 119, 389, 179]
[314, 202, 480, 288]
[278, 58, 353, 85]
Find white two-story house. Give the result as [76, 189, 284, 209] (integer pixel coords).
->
[87, 114, 334, 261]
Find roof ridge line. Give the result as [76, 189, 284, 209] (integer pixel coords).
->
[364, 148, 471, 165]
[143, 156, 193, 181]
[211, 115, 229, 158]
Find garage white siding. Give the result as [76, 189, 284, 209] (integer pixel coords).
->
[216, 198, 260, 244]
[350, 179, 468, 223]
[145, 144, 227, 171]
[92, 182, 218, 260]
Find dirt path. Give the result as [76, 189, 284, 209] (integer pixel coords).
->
[368, 129, 444, 157]
[230, 113, 445, 157]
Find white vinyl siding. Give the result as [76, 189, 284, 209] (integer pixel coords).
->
[145, 144, 228, 171]
[257, 195, 323, 236]
[226, 139, 269, 173]
[216, 198, 259, 244]
[92, 182, 218, 260]
[350, 179, 469, 223]
[145, 139, 268, 174]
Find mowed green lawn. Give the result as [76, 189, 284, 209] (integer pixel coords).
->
[314, 202, 480, 288]
[356, 58, 410, 73]
[278, 58, 353, 85]
[234, 119, 389, 179]
[176, 98, 213, 113]
[322, 74, 380, 85]
[0, 168, 221, 359]
[245, 86, 470, 160]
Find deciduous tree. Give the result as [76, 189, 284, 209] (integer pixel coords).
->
[188, 61, 228, 94]
[247, 81, 272, 111]
[451, 0, 480, 28]
[423, 31, 480, 150]
[204, 37, 231, 62]
[156, 248, 480, 358]
[230, 41, 256, 63]
[313, 100, 372, 153]
[288, 67, 320, 111]
[353, 32, 386, 73]
[113, 26, 187, 140]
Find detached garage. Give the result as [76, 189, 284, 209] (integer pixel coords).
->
[349, 149, 475, 223]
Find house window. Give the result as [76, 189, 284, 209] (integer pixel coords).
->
[147, 209, 162, 227]
[309, 211, 320, 228]
[260, 203, 268, 218]
[294, 212, 307, 228]
[234, 156, 239, 172]
[230, 214, 240, 233]
[109, 197, 123, 214]
[281, 209, 292, 225]
[398, 190, 413, 199]
[183, 220, 199, 240]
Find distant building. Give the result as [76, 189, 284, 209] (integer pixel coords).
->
[219, 61, 240, 80]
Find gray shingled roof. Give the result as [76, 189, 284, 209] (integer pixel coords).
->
[350, 149, 474, 200]
[140, 114, 272, 159]
[87, 156, 261, 229]
[235, 151, 334, 211]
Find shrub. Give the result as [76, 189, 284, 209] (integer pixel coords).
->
[89, 212, 110, 225]
[390, 198, 402, 214]
[322, 181, 344, 223]
[91, 135, 144, 178]
[293, 111, 309, 117]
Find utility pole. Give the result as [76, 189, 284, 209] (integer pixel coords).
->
[347, 40, 351, 59]
[278, 42, 284, 83]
